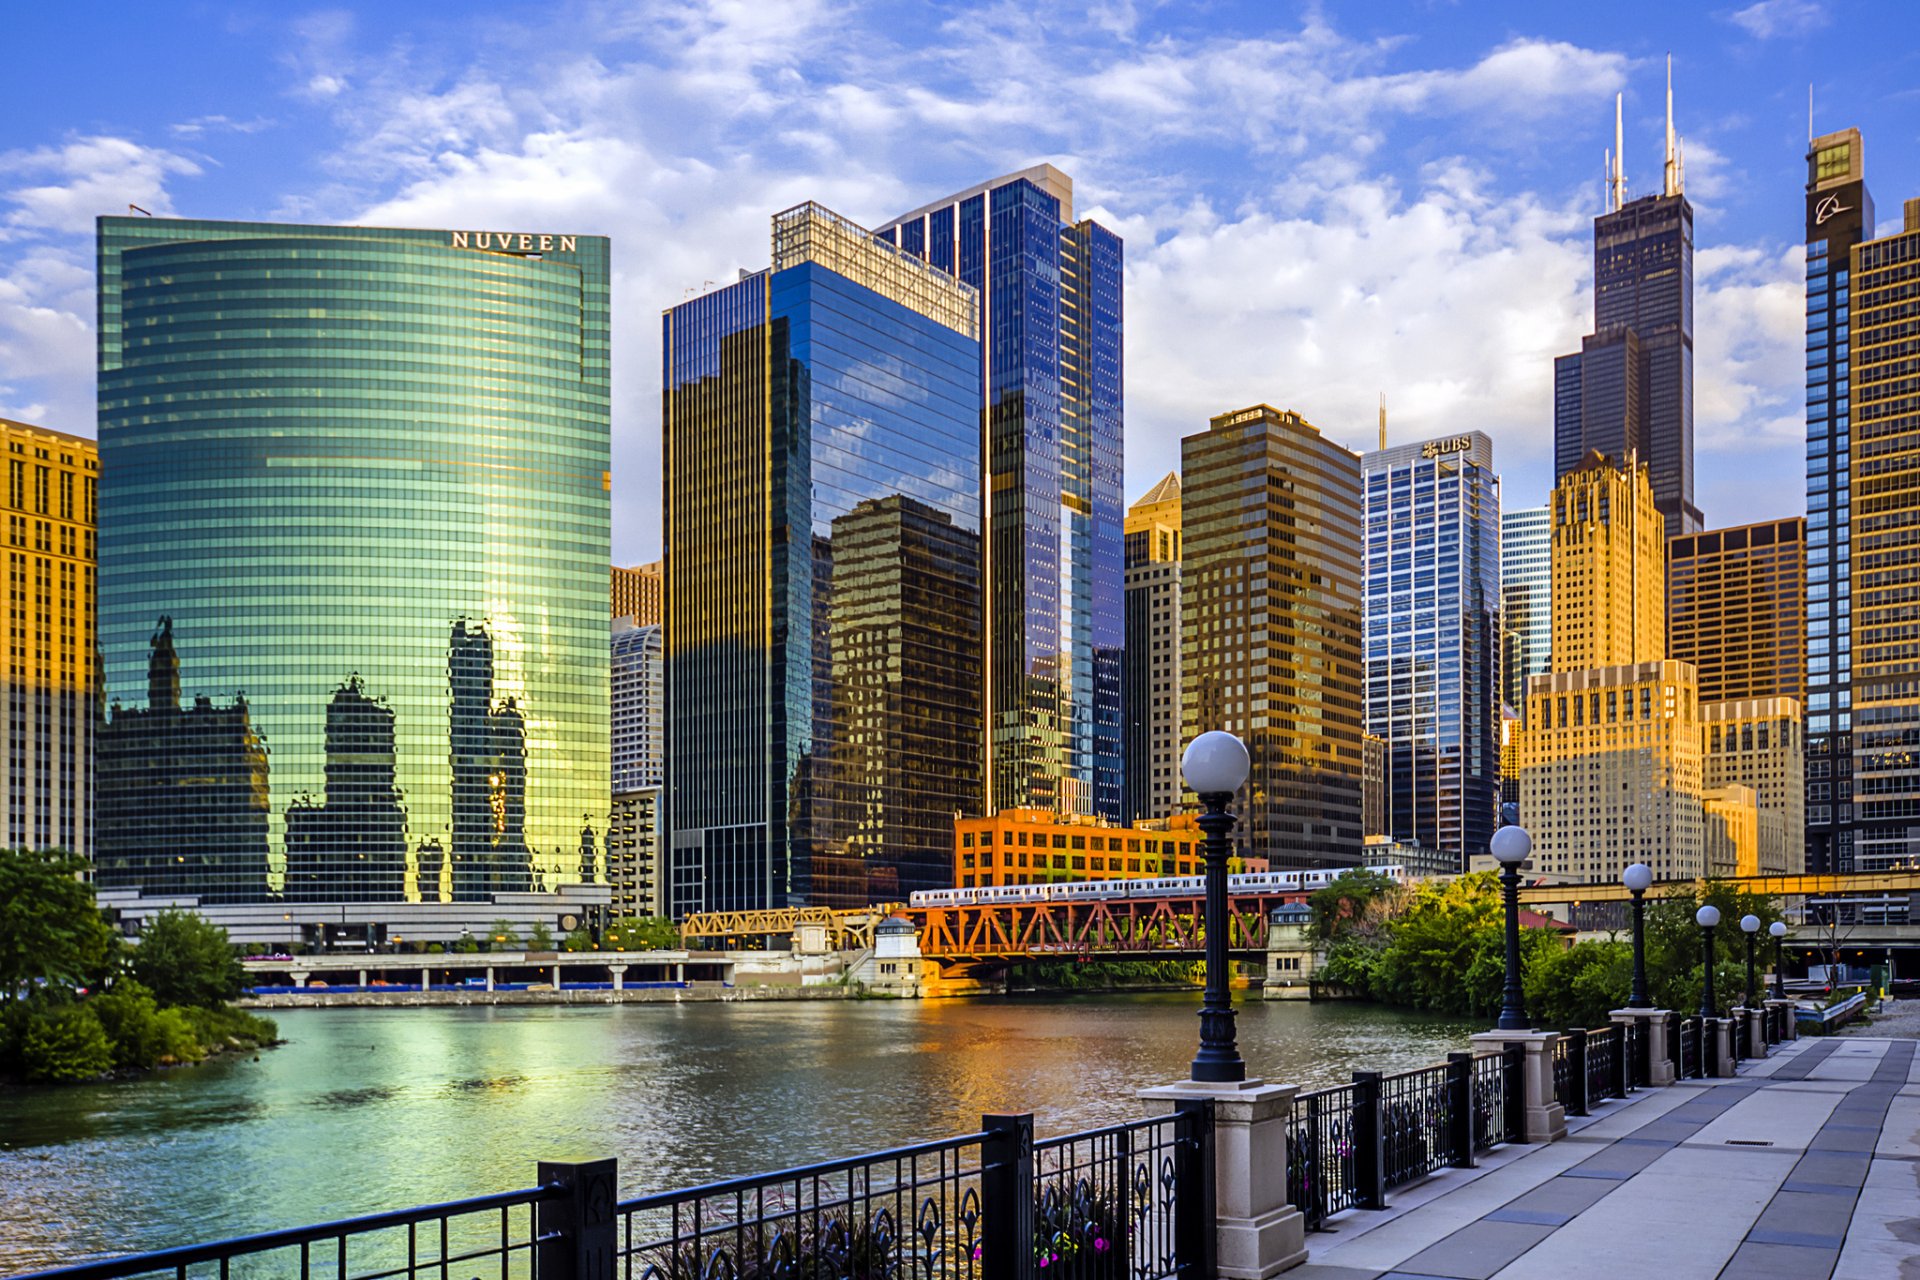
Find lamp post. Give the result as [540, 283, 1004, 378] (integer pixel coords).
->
[1770, 921, 1788, 1000]
[1490, 825, 1532, 1031]
[1623, 863, 1654, 1008]
[1696, 904, 1721, 1019]
[1182, 730, 1252, 1083]
[1740, 914, 1761, 1010]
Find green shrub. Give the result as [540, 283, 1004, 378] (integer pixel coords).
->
[20, 1005, 113, 1082]
[177, 1004, 277, 1050]
[132, 910, 244, 1008]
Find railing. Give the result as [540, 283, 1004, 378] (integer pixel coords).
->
[1551, 1032, 1578, 1114]
[1678, 1016, 1701, 1079]
[1034, 1111, 1213, 1279]
[1287, 1049, 1521, 1233]
[6, 1185, 558, 1280]
[1732, 1012, 1750, 1062]
[1585, 1026, 1619, 1104]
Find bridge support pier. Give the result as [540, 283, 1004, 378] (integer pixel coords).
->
[1611, 1008, 1676, 1087]
[610, 963, 627, 992]
[1141, 1079, 1308, 1277]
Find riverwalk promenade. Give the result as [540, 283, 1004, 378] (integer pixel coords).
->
[1289, 1034, 1919, 1280]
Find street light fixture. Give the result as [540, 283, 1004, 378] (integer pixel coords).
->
[1696, 904, 1721, 1019]
[1770, 921, 1788, 1000]
[1622, 863, 1654, 1009]
[1740, 914, 1761, 1011]
[1182, 730, 1252, 1084]
[1489, 825, 1533, 1032]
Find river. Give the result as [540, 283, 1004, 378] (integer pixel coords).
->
[0, 994, 1474, 1273]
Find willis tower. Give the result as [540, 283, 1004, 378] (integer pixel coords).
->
[1554, 62, 1702, 538]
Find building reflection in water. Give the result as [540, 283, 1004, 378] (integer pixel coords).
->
[96, 616, 271, 902]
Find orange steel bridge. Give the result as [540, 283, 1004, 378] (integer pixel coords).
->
[902, 888, 1313, 962]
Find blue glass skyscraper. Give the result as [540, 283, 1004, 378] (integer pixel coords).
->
[877, 165, 1125, 822]
[1362, 432, 1502, 870]
[663, 205, 983, 912]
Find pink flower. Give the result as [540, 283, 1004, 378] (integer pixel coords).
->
[1094, 1238, 1109, 1252]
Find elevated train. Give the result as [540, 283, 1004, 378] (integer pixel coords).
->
[908, 864, 1407, 910]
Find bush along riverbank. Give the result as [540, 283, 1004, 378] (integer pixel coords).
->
[1, 849, 279, 1085]
[1006, 958, 1203, 993]
[1308, 868, 1783, 1029]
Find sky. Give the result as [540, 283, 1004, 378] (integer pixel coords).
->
[4, 0, 1920, 564]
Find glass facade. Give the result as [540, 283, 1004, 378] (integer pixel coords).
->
[1182, 406, 1365, 868]
[1555, 192, 1699, 538]
[611, 620, 662, 794]
[1362, 434, 1502, 871]
[663, 204, 983, 912]
[878, 166, 1125, 821]
[1803, 129, 1871, 874]
[1500, 505, 1552, 710]
[1666, 519, 1807, 704]
[95, 217, 610, 906]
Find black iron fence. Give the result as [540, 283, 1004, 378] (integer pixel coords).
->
[1551, 1033, 1576, 1114]
[1678, 1016, 1702, 1079]
[1286, 1049, 1521, 1232]
[14, 1111, 1216, 1280]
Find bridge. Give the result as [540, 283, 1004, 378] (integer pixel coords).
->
[1515, 868, 1920, 905]
[679, 904, 902, 950]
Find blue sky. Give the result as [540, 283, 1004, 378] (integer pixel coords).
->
[4, 0, 1920, 562]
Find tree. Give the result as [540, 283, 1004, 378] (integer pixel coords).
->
[487, 919, 522, 950]
[18, 1004, 113, 1082]
[526, 920, 556, 951]
[604, 916, 681, 951]
[0, 848, 118, 1002]
[1306, 869, 1399, 943]
[131, 910, 243, 1008]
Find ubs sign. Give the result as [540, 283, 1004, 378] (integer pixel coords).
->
[450, 231, 578, 254]
[1420, 435, 1474, 459]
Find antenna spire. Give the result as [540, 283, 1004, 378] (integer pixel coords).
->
[1378, 394, 1387, 451]
[1664, 55, 1682, 197]
[1611, 93, 1626, 211]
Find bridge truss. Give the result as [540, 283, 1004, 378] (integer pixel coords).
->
[906, 890, 1309, 962]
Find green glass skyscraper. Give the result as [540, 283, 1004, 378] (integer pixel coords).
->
[95, 216, 610, 907]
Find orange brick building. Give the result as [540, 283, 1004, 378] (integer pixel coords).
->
[954, 808, 1266, 888]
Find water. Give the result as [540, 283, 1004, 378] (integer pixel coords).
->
[0, 995, 1473, 1272]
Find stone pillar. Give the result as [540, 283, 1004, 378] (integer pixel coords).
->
[1611, 1008, 1676, 1087]
[1470, 1031, 1567, 1143]
[1741, 1007, 1767, 1056]
[551, 963, 563, 990]
[357, 968, 368, 987]
[485, 966, 495, 992]
[289, 969, 311, 989]
[610, 963, 627, 992]
[420, 966, 431, 991]
[675, 963, 686, 983]
[1708, 1018, 1736, 1077]
[1765, 998, 1797, 1042]
[1140, 1079, 1308, 1278]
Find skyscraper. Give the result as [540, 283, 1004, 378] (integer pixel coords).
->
[1554, 79, 1701, 538]
[0, 418, 95, 858]
[1666, 518, 1806, 704]
[663, 203, 982, 914]
[1501, 504, 1552, 708]
[1361, 432, 1501, 871]
[1804, 127, 1872, 874]
[1123, 472, 1181, 822]
[612, 562, 662, 625]
[1551, 451, 1665, 670]
[878, 165, 1125, 821]
[1182, 405, 1364, 868]
[95, 216, 610, 907]
[1850, 196, 1920, 874]
[611, 620, 663, 795]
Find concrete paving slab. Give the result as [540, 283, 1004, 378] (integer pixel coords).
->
[1832, 1162, 1920, 1280]
[1793, 1150, 1872, 1187]
[1747, 1226, 1848, 1248]
[1285, 1266, 1384, 1280]
[1393, 1219, 1555, 1280]
[1645, 1142, 1805, 1187]
[1753, 1188, 1857, 1236]
[1720, 1239, 1842, 1279]
[1809, 1128, 1881, 1154]
[1501, 1176, 1618, 1218]
[1689, 1083, 1840, 1150]
[1809, 1058, 1884, 1082]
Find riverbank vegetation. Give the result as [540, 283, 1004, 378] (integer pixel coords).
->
[1009, 959, 1201, 991]
[0, 849, 277, 1085]
[1311, 870, 1781, 1030]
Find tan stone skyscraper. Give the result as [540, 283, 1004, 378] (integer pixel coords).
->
[1550, 450, 1664, 672]
[0, 418, 96, 857]
[1123, 473, 1182, 822]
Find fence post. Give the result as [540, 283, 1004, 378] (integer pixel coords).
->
[1502, 1044, 1525, 1143]
[1352, 1071, 1387, 1209]
[1611, 1024, 1629, 1098]
[1567, 1028, 1589, 1117]
[1446, 1053, 1476, 1169]
[535, 1158, 618, 1280]
[1172, 1099, 1217, 1280]
[981, 1113, 1036, 1280]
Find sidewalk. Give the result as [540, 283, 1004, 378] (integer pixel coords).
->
[1286, 1036, 1920, 1280]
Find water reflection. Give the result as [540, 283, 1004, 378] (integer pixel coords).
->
[0, 997, 1473, 1272]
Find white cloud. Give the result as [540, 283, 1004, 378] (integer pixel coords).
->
[0, 136, 201, 236]
[1727, 0, 1829, 40]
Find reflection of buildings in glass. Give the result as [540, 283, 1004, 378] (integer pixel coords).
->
[1361, 433, 1501, 872]
[0, 418, 96, 858]
[578, 817, 598, 885]
[449, 620, 532, 902]
[96, 617, 270, 903]
[663, 203, 982, 914]
[816, 494, 982, 906]
[878, 165, 1125, 822]
[415, 837, 445, 903]
[283, 674, 408, 903]
[95, 216, 609, 907]
[1181, 406, 1365, 869]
